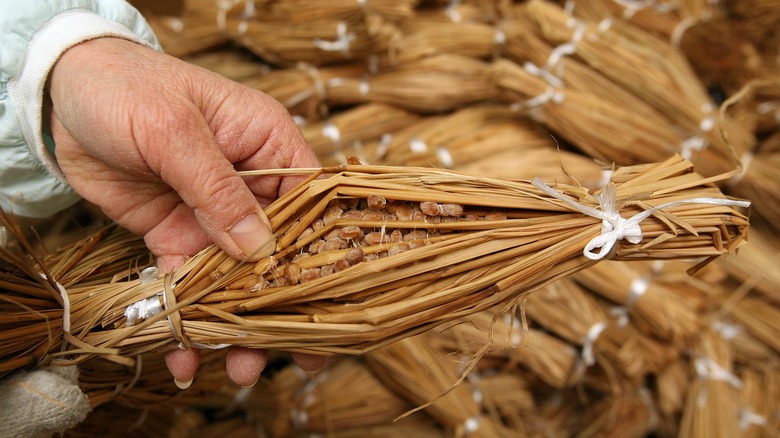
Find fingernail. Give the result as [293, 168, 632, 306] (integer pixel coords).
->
[240, 377, 260, 389]
[229, 212, 275, 259]
[174, 378, 193, 389]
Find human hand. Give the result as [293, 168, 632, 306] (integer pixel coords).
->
[47, 37, 325, 387]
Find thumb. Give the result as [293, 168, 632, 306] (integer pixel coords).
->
[144, 109, 276, 262]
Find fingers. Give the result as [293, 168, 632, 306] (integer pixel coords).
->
[164, 348, 200, 389]
[225, 347, 269, 388]
[291, 352, 327, 373]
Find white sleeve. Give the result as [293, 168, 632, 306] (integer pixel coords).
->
[0, 1, 161, 217]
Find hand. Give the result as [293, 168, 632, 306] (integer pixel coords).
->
[47, 37, 325, 387]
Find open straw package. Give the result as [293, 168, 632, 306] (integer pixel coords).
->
[2, 1, 778, 437]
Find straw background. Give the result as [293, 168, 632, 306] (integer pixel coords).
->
[1, 0, 778, 437]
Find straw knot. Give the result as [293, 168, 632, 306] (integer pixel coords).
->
[532, 178, 751, 260]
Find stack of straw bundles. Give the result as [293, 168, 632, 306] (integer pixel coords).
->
[221, 0, 412, 66]
[0, 156, 748, 376]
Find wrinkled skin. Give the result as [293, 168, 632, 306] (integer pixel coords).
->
[48, 37, 325, 387]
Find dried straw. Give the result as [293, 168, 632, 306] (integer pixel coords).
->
[364, 332, 513, 437]
[678, 329, 741, 438]
[240, 62, 367, 121]
[145, 0, 230, 58]
[246, 357, 410, 436]
[325, 54, 498, 113]
[353, 104, 555, 168]
[297, 102, 420, 163]
[573, 260, 705, 344]
[516, 0, 754, 176]
[0, 156, 749, 375]
[222, 2, 403, 66]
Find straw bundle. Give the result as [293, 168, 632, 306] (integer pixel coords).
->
[727, 132, 780, 230]
[0, 156, 749, 376]
[488, 58, 688, 165]
[144, 0, 229, 58]
[183, 48, 271, 82]
[525, 278, 677, 384]
[222, 2, 404, 66]
[297, 102, 421, 162]
[713, 228, 780, 304]
[353, 104, 555, 167]
[450, 145, 605, 188]
[568, 0, 756, 90]
[678, 329, 742, 438]
[499, 15, 675, 124]
[240, 62, 368, 121]
[431, 310, 579, 390]
[246, 357, 410, 436]
[76, 349, 237, 410]
[573, 260, 705, 344]
[737, 367, 780, 438]
[515, 0, 754, 176]
[364, 332, 513, 437]
[575, 392, 657, 438]
[325, 54, 498, 113]
[392, 14, 499, 63]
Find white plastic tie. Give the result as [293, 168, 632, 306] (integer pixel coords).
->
[532, 177, 750, 260]
[581, 322, 607, 366]
[124, 267, 164, 327]
[313, 21, 356, 54]
[124, 294, 163, 327]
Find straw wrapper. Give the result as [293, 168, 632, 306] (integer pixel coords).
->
[0, 155, 748, 374]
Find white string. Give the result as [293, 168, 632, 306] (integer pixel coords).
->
[531, 177, 751, 260]
[610, 275, 650, 327]
[215, 0, 233, 32]
[695, 357, 742, 386]
[598, 17, 614, 33]
[165, 17, 184, 33]
[375, 133, 392, 159]
[436, 146, 454, 168]
[711, 320, 743, 340]
[409, 137, 428, 153]
[739, 409, 768, 431]
[545, 22, 585, 71]
[313, 21, 356, 54]
[581, 322, 607, 367]
[40, 273, 71, 351]
[322, 121, 342, 145]
[462, 416, 481, 434]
